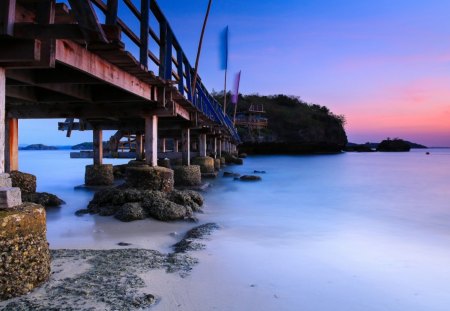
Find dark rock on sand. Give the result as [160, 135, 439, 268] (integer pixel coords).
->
[143, 197, 192, 221]
[22, 192, 65, 207]
[240, 175, 262, 181]
[173, 223, 220, 253]
[115, 202, 147, 222]
[168, 190, 203, 212]
[253, 170, 266, 174]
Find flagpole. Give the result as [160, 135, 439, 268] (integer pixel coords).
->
[233, 71, 241, 125]
[222, 26, 229, 114]
[192, 0, 213, 99]
[223, 69, 227, 114]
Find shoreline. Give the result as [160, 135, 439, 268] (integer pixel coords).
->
[0, 223, 219, 310]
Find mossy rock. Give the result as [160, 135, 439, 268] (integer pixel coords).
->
[191, 157, 215, 174]
[173, 165, 201, 187]
[125, 166, 174, 193]
[0, 203, 50, 300]
[214, 159, 221, 171]
[85, 164, 114, 186]
[10, 171, 36, 194]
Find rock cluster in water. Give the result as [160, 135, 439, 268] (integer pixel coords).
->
[79, 187, 204, 222]
[10, 171, 65, 207]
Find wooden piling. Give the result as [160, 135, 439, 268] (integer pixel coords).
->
[135, 133, 143, 160]
[5, 118, 18, 172]
[199, 133, 207, 157]
[93, 129, 103, 165]
[145, 115, 158, 166]
[0, 67, 5, 173]
[182, 128, 190, 166]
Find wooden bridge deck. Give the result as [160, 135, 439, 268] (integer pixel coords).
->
[0, 0, 240, 171]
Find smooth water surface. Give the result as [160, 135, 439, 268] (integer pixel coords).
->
[19, 149, 450, 310]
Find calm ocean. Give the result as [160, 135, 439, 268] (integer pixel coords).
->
[19, 149, 450, 311]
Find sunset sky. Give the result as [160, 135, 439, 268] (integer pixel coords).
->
[20, 0, 450, 146]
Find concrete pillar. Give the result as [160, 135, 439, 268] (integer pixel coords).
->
[5, 118, 18, 172]
[135, 133, 143, 160]
[174, 139, 179, 152]
[0, 67, 22, 208]
[93, 129, 103, 165]
[0, 68, 5, 173]
[163, 138, 167, 152]
[199, 133, 207, 157]
[182, 128, 190, 166]
[145, 115, 158, 166]
[213, 137, 217, 159]
[218, 139, 222, 157]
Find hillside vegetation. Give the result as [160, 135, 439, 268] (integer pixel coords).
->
[214, 93, 348, 153]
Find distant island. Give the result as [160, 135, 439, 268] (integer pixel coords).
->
[346, 139, 427, 152]
[71, 142, 110, 151]
[19, 144, 58, 151]
[214, 93, 347, 154]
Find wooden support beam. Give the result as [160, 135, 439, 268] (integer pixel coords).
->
[14, 23, 83, 40]
[0, 39, 41, 62]
[218, 138, 222, 157]
[213, 137, 217, 159]
[67, 0, 108, 43]
[177, 50, 184, 94]
[144, 115, 158, 166]
[140, 0, 149, 67]
[159, 20, 172, 79]
[106, 0, 119, 25]
[0, 68, 5, 172]
[5, 118, 18, 172]
[0, 0, 16, 36]
[182, 127, 190, 166]
[6, 85, 37, 102]
[93, 129, 103, 165]
[6, 102, 160, 119]
[135, 133, 143, 160]
[55, 40, 152, 100]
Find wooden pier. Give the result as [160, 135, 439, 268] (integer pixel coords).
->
[0, 0, 240, 189]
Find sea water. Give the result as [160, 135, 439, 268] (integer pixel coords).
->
[19, 149, 450, 310]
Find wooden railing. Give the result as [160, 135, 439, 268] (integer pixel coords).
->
[85, 0, 240, 142]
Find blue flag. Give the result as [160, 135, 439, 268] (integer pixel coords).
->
[220, 26, 229, 70]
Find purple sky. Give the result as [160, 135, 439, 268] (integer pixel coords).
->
[20, 0, 450, 146]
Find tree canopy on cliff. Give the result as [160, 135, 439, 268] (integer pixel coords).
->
[212, 92, 347, 149]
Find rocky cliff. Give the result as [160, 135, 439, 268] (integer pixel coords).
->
[220, 94, 348, 154]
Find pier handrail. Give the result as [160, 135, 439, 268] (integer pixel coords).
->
[82, 0, 240, 142]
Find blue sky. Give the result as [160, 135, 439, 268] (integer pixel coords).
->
[20, 0, 450, 146]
